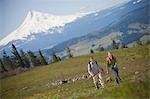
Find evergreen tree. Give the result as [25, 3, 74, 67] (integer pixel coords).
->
[0, 59, 8, 72]
[38, 50, 48, 65]
[28, 50, 41, 67]
[98, 45, 105, 51]
[57, 56, 61, 61]
[100, 47, 105, 51]
[119, 42, 127, 49]
[66, 47, 73, 59]
[11, 44, 25, 68]
[20, 49, 30, 68]
[112, 40, 119, 50]
[90, 49, 94, 54]
[2, 50, 14, 69]
[51, 52, 61, 63]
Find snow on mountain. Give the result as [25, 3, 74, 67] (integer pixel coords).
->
[0, 0, 148, 54]
[133, 0, 143, 4]
[0, 11, 86, 46]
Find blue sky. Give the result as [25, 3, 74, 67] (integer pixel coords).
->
[0, 0, 129, 40]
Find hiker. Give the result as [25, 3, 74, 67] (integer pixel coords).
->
[106, 52, 122, 84]
[88, 57, 105, 89]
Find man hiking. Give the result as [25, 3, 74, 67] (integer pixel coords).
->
[88, 57, 105, 89]
[106, 52, 122, 84]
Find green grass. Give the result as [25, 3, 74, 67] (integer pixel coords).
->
[0, 46, 150, 99]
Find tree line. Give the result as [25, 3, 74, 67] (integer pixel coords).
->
[89, 40, 128, 54]
[0, 44, 73, 73]
[89, 38, 149, 54]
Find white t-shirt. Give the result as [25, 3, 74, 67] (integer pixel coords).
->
[88, 61, 103, 76]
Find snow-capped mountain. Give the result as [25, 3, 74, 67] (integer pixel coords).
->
[0, 0, 149, 55]
[0, 11, 86, 47]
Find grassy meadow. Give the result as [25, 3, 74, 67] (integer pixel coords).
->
[0, 46, 150, 99]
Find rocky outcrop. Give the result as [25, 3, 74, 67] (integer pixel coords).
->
[46, 74, 89, 87]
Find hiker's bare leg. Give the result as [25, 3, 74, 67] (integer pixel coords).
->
[93, 76, 99, 89]
[98, 73, 104, 88]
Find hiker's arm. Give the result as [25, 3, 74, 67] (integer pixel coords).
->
[106, 59, 109, 74]
[88, 64, 93, 76]
[114, 57, 118, 67]
[114, 57, 117, 63]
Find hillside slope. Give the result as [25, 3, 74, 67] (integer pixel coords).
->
[0, 46, 149, 99]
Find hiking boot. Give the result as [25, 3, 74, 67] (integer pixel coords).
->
[96, 86, 99, 89]
[101, 85, 105, 88]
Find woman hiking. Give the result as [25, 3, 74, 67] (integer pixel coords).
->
[106, 52, 122, 84]
[88, 57, 105, 89]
